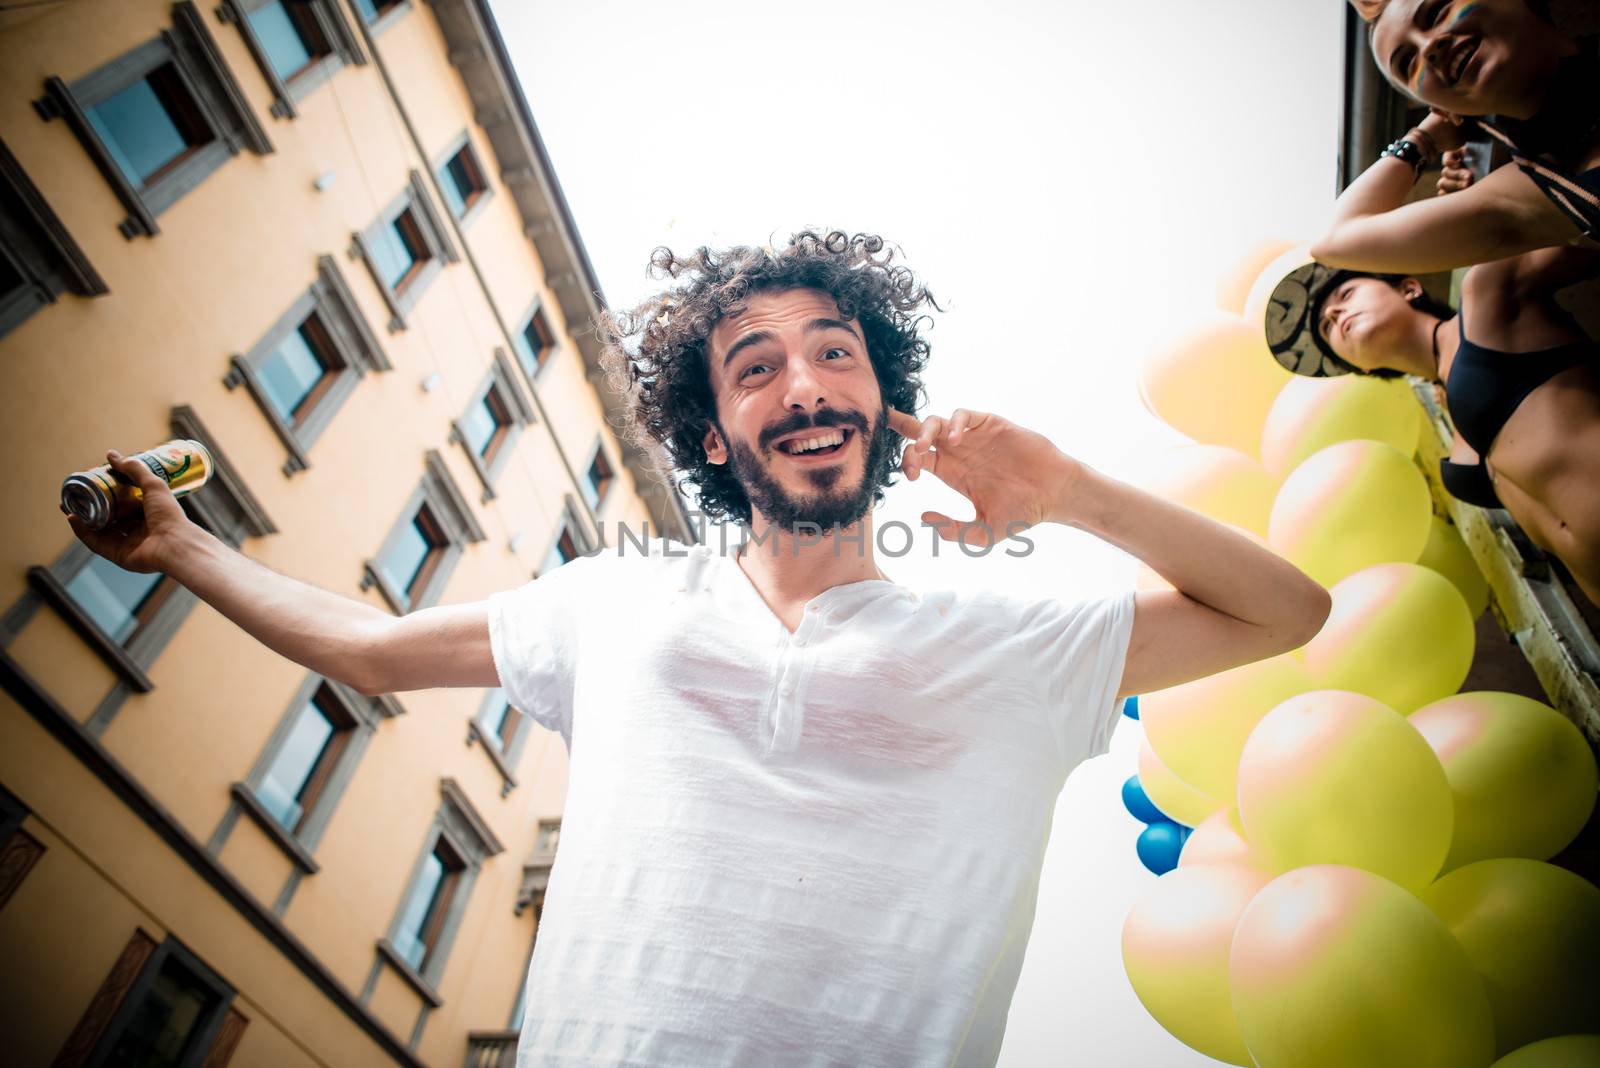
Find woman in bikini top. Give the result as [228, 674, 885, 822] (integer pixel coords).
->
[1263, 248, 1600, 605]
[1313, 0, 1600, 273]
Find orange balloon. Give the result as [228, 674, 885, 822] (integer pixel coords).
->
[1217, 238, 1298, 316]
[1180, 807, 1268, 873]
[1138, 312, 1292, 459]
[1122, 863, 1272, 1065]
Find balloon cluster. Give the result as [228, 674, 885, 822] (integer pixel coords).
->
[1115, 240, 1600, 1068]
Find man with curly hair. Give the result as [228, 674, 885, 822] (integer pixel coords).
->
[70, 230, 1330, 1066]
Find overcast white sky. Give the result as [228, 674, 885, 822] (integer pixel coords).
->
[494, 1, 1343, 1062]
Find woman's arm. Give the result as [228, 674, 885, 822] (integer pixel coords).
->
[1462, 246, 1600, 350]
[1310, 115, 1582, 273]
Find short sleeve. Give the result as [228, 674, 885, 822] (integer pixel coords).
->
[487, 554, 606, 747]
[1018, 589, 1138, 769]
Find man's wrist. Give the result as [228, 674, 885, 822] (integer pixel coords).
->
[1046, 457, 1106, 529]
[158, 520, 221, 584]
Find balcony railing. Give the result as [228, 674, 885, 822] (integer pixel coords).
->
[466, 1030, 519, 1068]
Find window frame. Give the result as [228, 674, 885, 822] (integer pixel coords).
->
[536, 495, 595, 578]
[224, 254, 388, 476]
[362, 450, 486, 614]
[349, 170, 457, 333]
[79, 931, 241, 1068]
[452, 348, 535, 502]
[511, 297, 557, 384]
[465, 687, 527, 797]
[432, 129, 492, 227]
[353, 0, 413, 33]
[583, 439, 615, 513]
[217, 0, 365, 120]
[377, 777, 503, 1004]
[28, 407, 274, 693]
[233, 674, 381, 872]
[32, 2, 273, 240]
[0, 135, 108, 340]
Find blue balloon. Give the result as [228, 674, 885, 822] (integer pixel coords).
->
[1136, 821, 1191, 875]
[1121, 775, 1167, 824]
[1122, 695, 1140, 720]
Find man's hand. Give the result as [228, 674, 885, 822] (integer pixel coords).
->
[1436, 147, 1475, 196]
[887, 406, 1084, 547]
[66, 449, 198, 574]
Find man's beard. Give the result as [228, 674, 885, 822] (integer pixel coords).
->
[727, 408, 892, 533]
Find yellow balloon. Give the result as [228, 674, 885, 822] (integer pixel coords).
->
[1492, 1036, 1600, 1068]
[1302, 563, 1475, 712]
[1217, 238, 1298, 316]
[1141, 654, 1313, 799]
[1135, 445, 1279, 538]
[1122, 863, 1272, 1066]
[1416, 513, 1490, 620]
[1242, 243, 1314, 340]
[1236, 690, 1453, 890]
[1229, 865, 1495, 1068]
[1268, 440, 1433, 587]
[1138, 312, 1292, 458]
[1410, 692, 1598, 871]
[1137, 735, 1224, 828]
[1180, 807, 1269, 873]
[1422, 859, 1600, 1055]
[1259, 373, 1423, 480]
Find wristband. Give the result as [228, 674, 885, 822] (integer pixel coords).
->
[1380, 138, 1428, 177]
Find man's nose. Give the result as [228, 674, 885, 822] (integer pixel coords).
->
[782, 357, 826, 410]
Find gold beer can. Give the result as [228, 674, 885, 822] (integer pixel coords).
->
[60, 439, 214, 531]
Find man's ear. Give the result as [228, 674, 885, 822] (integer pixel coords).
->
[703, 422, 727, 465]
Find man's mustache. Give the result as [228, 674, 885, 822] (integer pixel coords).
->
[759, 409, 873, 451]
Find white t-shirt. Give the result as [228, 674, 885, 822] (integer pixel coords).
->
[488, 541, 1136, 1067]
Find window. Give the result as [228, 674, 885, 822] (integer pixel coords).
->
[225, 255, 388, 475]
[33, 3, 273, 239]
[232, 675, 384, 873]
[392, 837, 465, 972]
[514, 818, 561, 919]
[362, 450, 486, 613]
[538, 498, 593, 577]
[468, 687, 528, 795]
[353, 0, 410, 28]
[453, 349, 535, 501]
[512, 303, 556, 382]
[219, 0, 364, 119]
[583, 443, 615, 512]
[435, 131, 490, 224]
[0, 785, 45, 912]
[351, 170, 457, 332]
[29, 408, 274, 698]
[0, 136, 107, 340]
[64, 931, 246, 1068]
[378, 778, 503, 1001]
[256, 685, 352, 832]
[64, 556, 169, 645]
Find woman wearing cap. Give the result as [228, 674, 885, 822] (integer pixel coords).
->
[1265, 247, 1600, 605]
[1312, 0, 1599, 273]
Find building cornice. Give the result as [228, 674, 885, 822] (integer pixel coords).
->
[427, 0, 696, 543]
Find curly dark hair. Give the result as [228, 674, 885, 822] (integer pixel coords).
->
[599, 230, 938, 525]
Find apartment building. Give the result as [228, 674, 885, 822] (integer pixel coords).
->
[0, 1, 691, 1065]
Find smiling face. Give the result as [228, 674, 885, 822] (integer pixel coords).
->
[1369, 0, 1568, 118]
[703, 287, 893, 531]
[1316, 276, 1426, 370]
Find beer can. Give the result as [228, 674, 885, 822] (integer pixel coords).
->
[60, 439, 214, 531]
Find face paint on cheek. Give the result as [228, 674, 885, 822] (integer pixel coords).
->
[1448, 0, 1482, 30]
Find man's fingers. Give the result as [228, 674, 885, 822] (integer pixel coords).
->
[948, 408, 972, 445]
[109, 450, 167, 494]
[917, 416, 945, 454]
[886, 407, 921, 439]
[920, 511, 993, 548]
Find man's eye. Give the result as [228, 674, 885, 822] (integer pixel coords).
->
[820, 347, 849, 360]
[740, 363, 770, 380]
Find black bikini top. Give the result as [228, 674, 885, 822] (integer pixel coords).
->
[1445, 308, 1597, 457]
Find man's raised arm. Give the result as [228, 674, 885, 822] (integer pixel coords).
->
[67, 450, 499, 698]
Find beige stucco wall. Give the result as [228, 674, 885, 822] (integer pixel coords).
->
[0, 0, 654, 1063]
